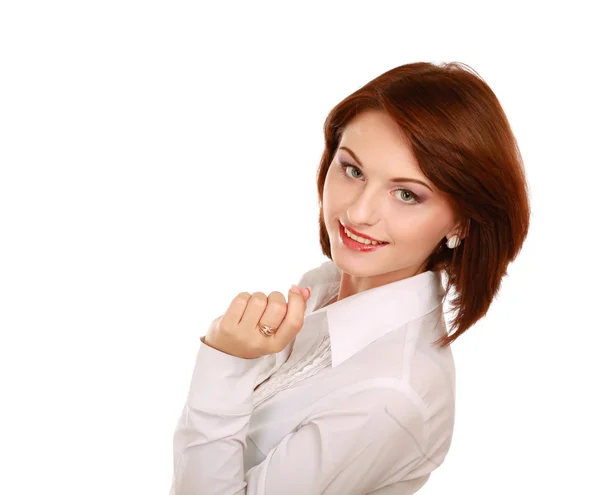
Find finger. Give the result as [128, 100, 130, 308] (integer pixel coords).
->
[258, 291, 288, 330]
[239, 291, 269, 329]
[272, 287, 308, 349]
[291, 284, 311, 302]
[222, 292, 251, 329]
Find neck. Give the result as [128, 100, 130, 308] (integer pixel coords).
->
[322, 292, 338, 309]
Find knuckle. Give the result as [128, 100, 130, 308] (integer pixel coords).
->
[234, 292, 251, 303]
[267, 292, 287, 312]
[268, 291, 286, 301]
[268, 300, 288, 316]
[250, 292, 268, 305]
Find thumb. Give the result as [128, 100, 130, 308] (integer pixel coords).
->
[300, 286, 311, 301]
[290, 285, 311, 301]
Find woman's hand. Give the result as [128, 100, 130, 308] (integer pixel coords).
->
[202, 285, 311, 359]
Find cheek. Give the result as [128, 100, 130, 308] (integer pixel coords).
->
[389, 212, 447, 244]
[324, 167, 343, 190]
[322, 171, 344, 208]
[322, 176, 332, 210]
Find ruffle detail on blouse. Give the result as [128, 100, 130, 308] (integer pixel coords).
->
[252, 326, 332, 408]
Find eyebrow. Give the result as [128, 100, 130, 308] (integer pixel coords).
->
[338, 146, 433, 192]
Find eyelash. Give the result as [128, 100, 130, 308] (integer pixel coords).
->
[337, 161, 422, 204]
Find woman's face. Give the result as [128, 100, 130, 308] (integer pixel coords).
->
[323, 109, 462, 286]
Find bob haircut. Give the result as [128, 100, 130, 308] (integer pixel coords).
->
[316, 61, 531, 348]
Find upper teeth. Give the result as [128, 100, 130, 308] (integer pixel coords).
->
[344, 227, 385, 245]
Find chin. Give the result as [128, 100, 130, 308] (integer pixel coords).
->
[331, 251, 381, 276]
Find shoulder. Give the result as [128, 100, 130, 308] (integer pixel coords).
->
[296, 260, 338, 287]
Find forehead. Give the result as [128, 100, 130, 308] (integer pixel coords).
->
[338, 110, 423, 177]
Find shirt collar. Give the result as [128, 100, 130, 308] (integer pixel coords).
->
[299, 261, 445, 368]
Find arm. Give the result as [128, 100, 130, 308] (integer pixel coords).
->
[170, 338, 428, 494]
[170, 337, 273, 495]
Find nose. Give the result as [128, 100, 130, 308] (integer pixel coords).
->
[346, 188, 381, 227]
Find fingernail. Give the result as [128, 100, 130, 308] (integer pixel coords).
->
[290, 284, 301, 295]
[301, 287, 310, 299]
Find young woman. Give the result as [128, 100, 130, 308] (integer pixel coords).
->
[169, 61, 531, 494]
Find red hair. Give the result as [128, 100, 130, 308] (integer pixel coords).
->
[316, 62, 531, 347]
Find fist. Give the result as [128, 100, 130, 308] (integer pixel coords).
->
[202, 285, 311, 359]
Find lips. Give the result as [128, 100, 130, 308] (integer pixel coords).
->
[340, 221, 388, 244]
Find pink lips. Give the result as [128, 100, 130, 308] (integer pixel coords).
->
[339, 221, 389, 252]
[341, 222, 386, 243]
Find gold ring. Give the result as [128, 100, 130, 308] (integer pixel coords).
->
[257, 322, 277, 337]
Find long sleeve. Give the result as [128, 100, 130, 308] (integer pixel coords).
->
[170, 335, 429, 495]
[170, 337, 275, 495]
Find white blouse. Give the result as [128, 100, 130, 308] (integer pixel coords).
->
[170, 261, 456, 494]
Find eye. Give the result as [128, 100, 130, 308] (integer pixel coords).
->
[338, 161, 421, 204]
[393, 188, 419, 204]
[340, 162, 363, 180]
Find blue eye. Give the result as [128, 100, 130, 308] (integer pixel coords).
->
[338, 161, 421, 204]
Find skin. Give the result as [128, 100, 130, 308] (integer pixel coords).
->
[322, 109, 467, 304]
[204, 286, 311, 359]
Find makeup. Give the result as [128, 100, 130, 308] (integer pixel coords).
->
[338, 221, 389, 253]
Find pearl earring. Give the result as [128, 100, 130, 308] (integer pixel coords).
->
[446, 235, 461, 249]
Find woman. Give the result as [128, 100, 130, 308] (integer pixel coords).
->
[169, 61, 531, 494]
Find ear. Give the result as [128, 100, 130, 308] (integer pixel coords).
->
[448, 218, 470, 240]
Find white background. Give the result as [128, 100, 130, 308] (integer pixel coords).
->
[1, 1, 598, 493]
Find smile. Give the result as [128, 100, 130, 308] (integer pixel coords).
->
[338, 221, 389, 252]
